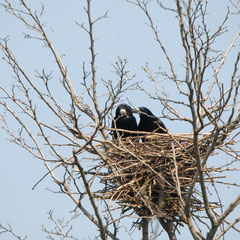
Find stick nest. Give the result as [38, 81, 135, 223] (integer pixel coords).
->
[98, 132, 227, 222]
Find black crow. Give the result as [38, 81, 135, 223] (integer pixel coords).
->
[137, 107, 167, 134]
[111, 103, 138, 140]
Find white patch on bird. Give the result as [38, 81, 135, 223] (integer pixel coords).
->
[119, 108, 127, 116]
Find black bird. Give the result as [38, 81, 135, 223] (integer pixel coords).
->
[137, 106, 167, 135]
[111, 103, 138, 140]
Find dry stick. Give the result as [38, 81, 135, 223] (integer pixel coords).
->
[206, 194, 240, 239]
[32, 162, 63, 190]
[129, 0, 177, 80]
[171, 142, 185, 219]
[115, 136, 173, 188]
[62, 181, 119, 240]
[205, 31, 240, 101]
[215, 217, 240, 240]
[213, 206, 240, 239]
[0, 224, 27, 240]
[73, 153, 107, 240]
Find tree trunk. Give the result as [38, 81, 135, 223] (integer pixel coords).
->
[158, 217, 177, 240]
[142, 218, 149, 240]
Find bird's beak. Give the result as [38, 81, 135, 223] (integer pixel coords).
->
[119, 108, 127, 116]
[132, 108, 139, 114]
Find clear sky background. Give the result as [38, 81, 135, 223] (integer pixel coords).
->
[0, 0, 240, 239]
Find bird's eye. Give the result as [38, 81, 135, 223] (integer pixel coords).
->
[119, 108, 127, 116]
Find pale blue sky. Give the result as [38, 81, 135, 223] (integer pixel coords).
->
[1, 1, 240, 239]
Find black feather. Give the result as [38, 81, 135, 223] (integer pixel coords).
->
[111, 104, 138, 140]
[137, 107, 167, 134]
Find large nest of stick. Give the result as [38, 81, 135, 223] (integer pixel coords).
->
[98, 132, 228, 222]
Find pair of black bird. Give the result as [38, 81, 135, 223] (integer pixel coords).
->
[111, 103, 167, 140]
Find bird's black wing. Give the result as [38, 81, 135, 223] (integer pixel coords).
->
[155, 118, 167, 133]
[111, 116, 137, 139]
